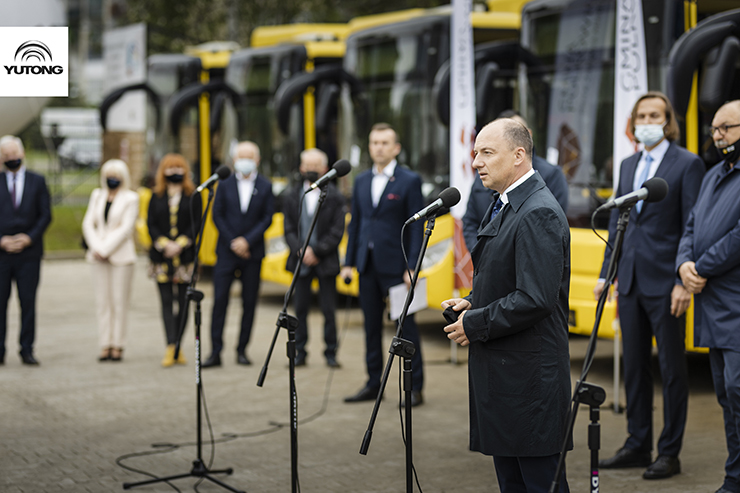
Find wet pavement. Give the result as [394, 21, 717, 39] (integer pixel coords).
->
[0, 257, 728, 492]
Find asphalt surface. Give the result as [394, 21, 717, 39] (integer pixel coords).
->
[0, 256, 728, 492]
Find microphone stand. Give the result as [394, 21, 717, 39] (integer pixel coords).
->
[548, 206, 632, 493]
[124, 184, 244, 493]
[359, 214, 438, 493]
[256, 185, 329, 493]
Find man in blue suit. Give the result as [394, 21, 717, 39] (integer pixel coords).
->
[463, 110, 568, 252]
[202, 141, 274, 368]
[596, 92, 705, 479]
[341, 123, 426, 406]
[677, 100, 740, 493]
[0, 135, 51, 366]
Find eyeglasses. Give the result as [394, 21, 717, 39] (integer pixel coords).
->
[710, 123, 740, 136]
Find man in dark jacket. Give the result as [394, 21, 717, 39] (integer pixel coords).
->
[0, 135, 51, 366]
[442, 119, 571, 492]
[596, 92, 704, 480]
[462, 110, 568, 252]
[283, 148, 345, 368]
[203, 141, 274, 368]
[677, 100, 740, 493]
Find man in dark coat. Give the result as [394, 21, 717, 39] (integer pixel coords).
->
[203, 141, 274, 368]
[442, 119, 571, 492]
[0, 135, 51, 366]
[596, 92, 704, 479]
[677, 100, 740, 493]
[462, 110, 568, 252]
[283, 148, 345, 368]
[341, 123, 426, 407]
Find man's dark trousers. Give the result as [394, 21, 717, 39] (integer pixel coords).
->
[210, 257, 262, 356]
[0, 258, 40, 360]
[293, 269, 337, 360]
[619, 281, 689, 456]
[359, 255, 423, 391]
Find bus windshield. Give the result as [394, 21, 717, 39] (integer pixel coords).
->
[520, 0, 679, 226]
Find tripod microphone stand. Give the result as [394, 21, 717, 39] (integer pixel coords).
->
[549, 206, 632, 493]
[256, 185, 329, 493]
[124, 183, 244, 493]
[359, 214, 438, 493]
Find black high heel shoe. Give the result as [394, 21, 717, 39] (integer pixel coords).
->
[98, 348, 111, 362]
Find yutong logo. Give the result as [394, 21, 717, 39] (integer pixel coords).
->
[5, 40, 63, 75]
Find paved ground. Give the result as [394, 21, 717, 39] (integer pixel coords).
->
[0, 257, 729, 492]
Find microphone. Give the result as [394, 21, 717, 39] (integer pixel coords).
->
[596, 176, 668, 212]
[404, 187, 461, 225]
[196, 165, 231, 193]
[307, 159, 352, 192]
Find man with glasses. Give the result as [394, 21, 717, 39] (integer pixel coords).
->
[596, 92, 704, 480]
[677, 100, 740, 493]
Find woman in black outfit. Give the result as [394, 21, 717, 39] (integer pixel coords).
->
[147, 153, 202, 367]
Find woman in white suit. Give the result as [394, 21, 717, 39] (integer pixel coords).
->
[82, 159, 139, 362]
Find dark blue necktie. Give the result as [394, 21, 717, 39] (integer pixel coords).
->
[490, 198, 504, 222]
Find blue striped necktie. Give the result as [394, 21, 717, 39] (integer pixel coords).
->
[636, 154, 653, 213]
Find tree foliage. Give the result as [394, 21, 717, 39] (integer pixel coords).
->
[122, 0, 450, 54]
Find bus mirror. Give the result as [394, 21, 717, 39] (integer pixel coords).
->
[699, 36, 740, 115]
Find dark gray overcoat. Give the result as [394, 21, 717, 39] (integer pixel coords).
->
[463, 172, 571, 457]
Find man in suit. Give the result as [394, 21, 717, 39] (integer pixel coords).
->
[463, 110, 568, 251]
[0, 135, 51, 366]
[283, 148, 345, 368]
[677, 100, 740, 493]
[202, 141, 274, 367]
[596, 92, 704, 479]
[442, 119, 571, 493]
[341, 123, 425, 406]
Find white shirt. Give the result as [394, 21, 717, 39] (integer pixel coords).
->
[6, 166, 25, 208]
[499, 168, 536, 207]
[633, 138, 669, 192]
[303, 182, 320, 216]
[237, 171, 257, 213]
[371, 159, 397, 208]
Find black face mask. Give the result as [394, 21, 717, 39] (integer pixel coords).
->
[107, 178, 121, 190]
[4, 159, 22, 171]
[303, 171, 319, 183]
[718, 138, 740, 168]
[166, 173, 184, 183]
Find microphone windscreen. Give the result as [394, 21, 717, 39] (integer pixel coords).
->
[644, 177, 668, 203]
[439, 187, 461, 208]
[332, 159, 352, 177]
[215, 165, 232, 180]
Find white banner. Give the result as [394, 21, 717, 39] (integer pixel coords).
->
[0, 27, 68, 97]
[613, 0, 648, 190]
[103, 23, 147, 132]
[449, 0, 476, 219]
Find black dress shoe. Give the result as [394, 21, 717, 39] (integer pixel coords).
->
[344, 386, 380, 403]
[716, 487, 737, 493]
[599, 447, 652, 469]
[19, 352, 39, 366]
[401, 390, 424, 408]
[326, 356, 340, 368]
[237, 353, 251, 365]
[643, 455, 680, 479]
[294, 354, 306, 367]
[201, 354, 222, 368]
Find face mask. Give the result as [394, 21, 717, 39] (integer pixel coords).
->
[716, 137, 740, 167]
[634, 124, 665, 147]
[166, 173, 184, 183]
[234, 158, 256, 176]
[106, 178, 121, 190]
[303, 171, 319, 183]
[4, 159, 22, 171]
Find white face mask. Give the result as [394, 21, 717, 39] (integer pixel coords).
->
[634, 124, 665, 147]
[234, 158, 256, 176]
